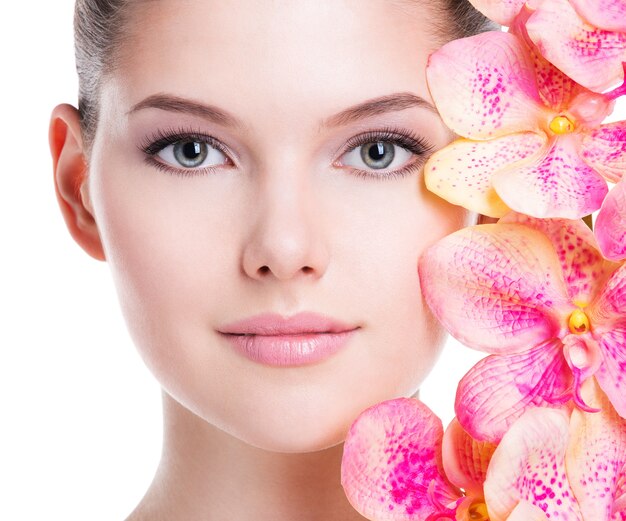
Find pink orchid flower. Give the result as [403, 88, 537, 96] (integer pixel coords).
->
[340, 397, 499, 520]
[467, 0, 626, 93]
[596, 179, 626, 261]
[418, 212, 626, 442]
[424, 29, 626, 219]
[484, 379, 626, 520]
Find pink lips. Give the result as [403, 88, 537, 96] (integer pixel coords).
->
[218, 312, 359, 367]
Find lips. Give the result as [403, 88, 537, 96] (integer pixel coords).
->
[218, 311, 358, 336]
[218, 311, 359, 367]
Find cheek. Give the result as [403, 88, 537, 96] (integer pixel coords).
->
[310, 178, 462, 406]
[88, 157, 241, 383]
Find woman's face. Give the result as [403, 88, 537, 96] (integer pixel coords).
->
[85, 0, 468, 452]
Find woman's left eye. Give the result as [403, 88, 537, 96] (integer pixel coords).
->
[337, 129, 435, 178]
[156, 139, 229, 170]
[340, 141, 413, 171]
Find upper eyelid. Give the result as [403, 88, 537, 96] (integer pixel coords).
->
[338, 129, 434, 161]
[141, 131, 230, 155]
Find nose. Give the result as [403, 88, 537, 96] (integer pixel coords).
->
[241, 169, 330, 282]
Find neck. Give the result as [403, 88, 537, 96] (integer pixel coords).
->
[126, 390, 370, 521]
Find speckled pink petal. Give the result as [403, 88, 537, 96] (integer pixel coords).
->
[341, 397, 461, 520]
[418, 223, 570, 354]
[580, 120, 626, 184]
[589, 264, 626, 418]
[526, 0, 626, 92]
[424, 133, 546, 218]
[483, 407, 583, 521]
[504, 501, 550, 521]
[492, 134, 609, 219]
[441, 417, 497, 497]
[595, 328, 626, 419]
[500, 213, 613, 304]
[589, 263, 626, 327]
[426, 31, 545, 140]
[513, 26, 585, 112]
[467, 0, 525, 25]
[596, 180, 626, 261]
[612, 489, 626, 519]
[455, 339, 572, 443]
[569, 0, 626, 33]
[567, 378, 626, 521]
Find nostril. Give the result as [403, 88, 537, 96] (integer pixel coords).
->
[259, 266, 270, 274]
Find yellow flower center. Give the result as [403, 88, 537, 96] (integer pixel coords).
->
[568, 308, 591, 334]
[549, 115, 575, 134]
[468, 502, 490, 521]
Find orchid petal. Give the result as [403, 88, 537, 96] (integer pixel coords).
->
[441, 418, 497, 497]
[569, 0, 626, 33]
[589, 263, 626, 326]
[492, 134, 609, 219]
[419, 223, 570, 354]
[467, 0, 525, 26]
[608, 485, 626, 521]
[589, 263, 626, 417]
[341, 398, 460, 520]
[567, 378, 626, 521]
[596, 180, 626, 261]
[455, 339, 573, 443]
[524, 36, 584, 112]
[424, 133, 546, 218]
[611, 482, 626, 519]
[504, 501, 550, 521]
[483, 407, 583, 521]
[426, 31, 545, 140]
[595, 328, 626, 419]
[500, 213, 613, 304]
[580, 120, 626, 184]
[526, 0, 626, 92]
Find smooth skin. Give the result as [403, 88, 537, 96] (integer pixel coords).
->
[50, 1, 475, 519]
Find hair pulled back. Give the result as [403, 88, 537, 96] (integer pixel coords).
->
[73, 0, 498, 149]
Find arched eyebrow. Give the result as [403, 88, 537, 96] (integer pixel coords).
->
[321, 92, 438, 128]
[127, 91, 438, 130]
[128, 94, 247, 130]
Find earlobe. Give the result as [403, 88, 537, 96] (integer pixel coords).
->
[49, 103, 106, 261]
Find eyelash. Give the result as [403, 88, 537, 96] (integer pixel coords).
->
[139, 125, 435, 180]
[140, 129, 233, 178]
[340, 126, 435, 181]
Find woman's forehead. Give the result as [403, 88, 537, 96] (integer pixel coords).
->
[111, 0, 440, 126]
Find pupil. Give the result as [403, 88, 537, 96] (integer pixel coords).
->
[183, 141, 201, 159]
[360, 141, 394, 168]
[369, 143, 385, 161]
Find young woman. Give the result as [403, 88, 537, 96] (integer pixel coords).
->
[49, 1, 495, 519]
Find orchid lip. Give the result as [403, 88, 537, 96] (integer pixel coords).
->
[218, 311, 359, 336]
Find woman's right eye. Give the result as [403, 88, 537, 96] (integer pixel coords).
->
[156, 140, 230, 170]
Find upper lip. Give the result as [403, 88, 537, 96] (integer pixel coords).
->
[218, 311, 358, 336]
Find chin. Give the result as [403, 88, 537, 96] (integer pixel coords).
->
[220, 405, 355, 454]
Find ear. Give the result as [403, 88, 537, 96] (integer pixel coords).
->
[50, 104, 106, 261]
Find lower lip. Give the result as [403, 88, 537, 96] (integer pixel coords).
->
[220, 329, 358, 367]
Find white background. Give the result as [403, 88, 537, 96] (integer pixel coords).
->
[1, 2, 624, 520]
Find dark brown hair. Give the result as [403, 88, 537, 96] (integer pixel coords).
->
[74, 0, 498, 149]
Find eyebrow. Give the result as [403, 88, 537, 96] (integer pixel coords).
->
[127, 92, 438, 130]
[322, 92, 438, 127]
